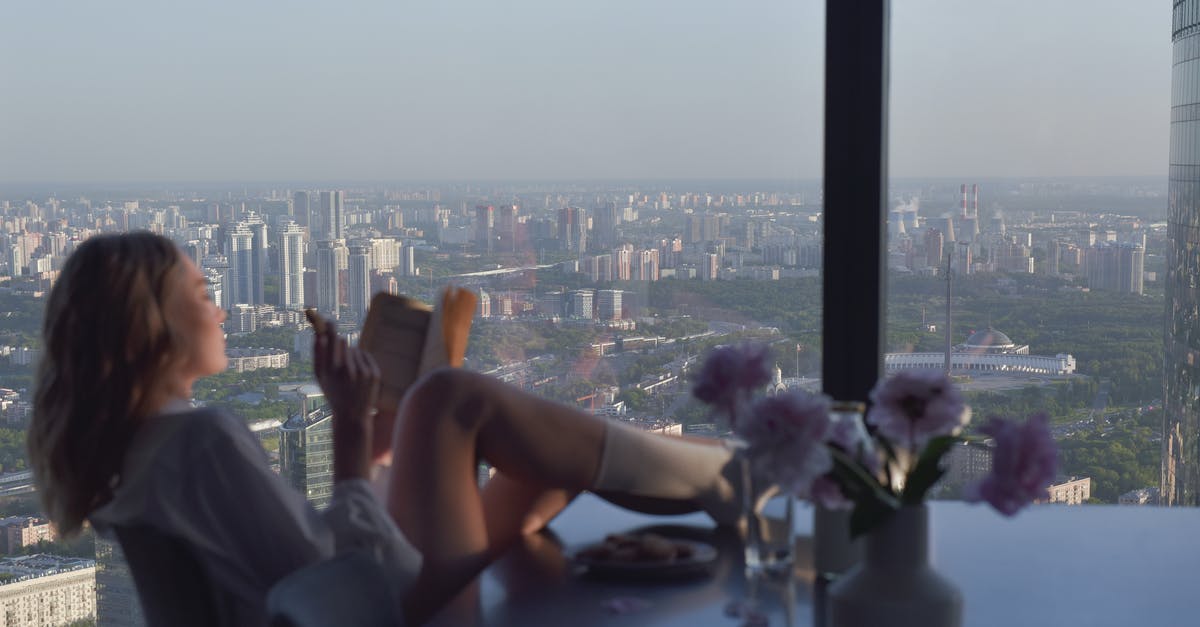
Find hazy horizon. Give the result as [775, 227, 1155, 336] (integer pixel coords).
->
[0, 1, 1171, 183]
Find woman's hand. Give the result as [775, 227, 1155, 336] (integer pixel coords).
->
[311, 312, 380, 481]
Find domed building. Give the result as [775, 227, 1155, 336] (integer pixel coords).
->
[884, 327, 1075, 375]
[959, 328, 1027, 355]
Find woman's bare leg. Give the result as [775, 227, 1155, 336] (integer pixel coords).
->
[388, 369, 605, 620]
[388, 368, 739, 621]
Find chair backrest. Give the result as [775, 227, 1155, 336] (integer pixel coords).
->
[113, 526, 223, 627]
[266, 551, 405, 627]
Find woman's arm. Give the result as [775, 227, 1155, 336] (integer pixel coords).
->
[310, 311, 380, 483]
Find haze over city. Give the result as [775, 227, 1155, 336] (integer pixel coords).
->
[0, 1, 1171, 183]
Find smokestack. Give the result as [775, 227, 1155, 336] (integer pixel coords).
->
[972, 183, 979, 218]
[961, 184, 968, 219]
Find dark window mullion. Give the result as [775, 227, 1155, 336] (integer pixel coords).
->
[821, 0, 890, 403]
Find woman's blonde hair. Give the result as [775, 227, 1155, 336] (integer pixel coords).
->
[28, 232, 184, 536]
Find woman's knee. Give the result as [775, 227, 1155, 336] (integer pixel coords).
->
[404, 368, 492, 432]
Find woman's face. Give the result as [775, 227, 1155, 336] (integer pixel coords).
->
[165, 254, 228, 385]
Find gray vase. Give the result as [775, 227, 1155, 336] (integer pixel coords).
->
[813, 505, 863, 581]
[827, 504, 962, 627]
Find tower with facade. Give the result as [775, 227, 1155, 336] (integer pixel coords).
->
[279, 385, 335, 509]
[315, 239, 341, 320]
[225, 218, 265, 306]
[316, 191, 345, 241]
[348, 243, 371, 324]
[279, 221, 305, 309]
[1165, 0, 1200, 506]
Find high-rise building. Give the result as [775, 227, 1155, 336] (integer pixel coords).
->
[615, 246, 633, 281]
[475, 205, 494, 253]
[293, 191, 311, 227]
[225, 224, 255, 305]
[703, 253, 720, 280]
[635, 249, 660, 281]
[225, 214, 266, 306]
[1165, 1, 1200, 506]
[924, 228, 944, 271]
[593, 203, 619, 249]
[315, 240, 342, 320]
[558, 207, 587, 253]
[316, 191, 345, 241]
[95, 537, 146, 627]
[596, 289, 622, 321]
[348, 243, 371, 323]
[400, 245, 416, 277]
[570, 289, 594, 319]
[1086, 243, 1144, 295]
[280, 405, 335, 509]
[368, 238, 401, 272]
[1046, 239, 1061, 276]
[279, 222, 305, 309]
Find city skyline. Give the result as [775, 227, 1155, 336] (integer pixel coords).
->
[0, 1, 1170, 183]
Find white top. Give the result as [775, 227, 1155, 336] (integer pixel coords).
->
[89, 403, 422, 625]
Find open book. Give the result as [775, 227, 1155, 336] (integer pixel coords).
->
[358, 286, 477, 416]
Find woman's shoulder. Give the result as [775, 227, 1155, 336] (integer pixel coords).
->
[126, 406, 259, 472]
[91, 406, 261, 530]
[146, 406, 248, 445]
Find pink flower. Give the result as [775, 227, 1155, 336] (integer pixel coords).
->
[966, 413, 1058, 516]
[738, 390, 833, 497]
[692, 343, 773, 425]
[828, 410, 881, 474]
[867, 370, 968, 450]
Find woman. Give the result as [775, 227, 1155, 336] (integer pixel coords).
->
[28, 232, 741, 625]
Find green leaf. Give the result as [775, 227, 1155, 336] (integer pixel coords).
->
[900, 435, 959, 505]
[828, 447, 901, 537]
[850, 491, 897, 538]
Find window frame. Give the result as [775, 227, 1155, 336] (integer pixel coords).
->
[821, 0, 890, 402]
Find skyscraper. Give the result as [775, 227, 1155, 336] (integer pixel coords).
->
[348, 243, 371, 323]
[615, 246, 633, 281]
[924, 228, 944, 271]
[278, 222, 305, 309]
[1165, 1, 1200, 505]
[316, 240, 341, 320]
[475, 205, 494, 253]
[401, 245, 416, 277]
[225, 216, 266, 306]
[558, 207, 587, 253]
[635, 249, 660, 281]
[293, 191, 311, 228]
[703, 253, 720, 280]
[1086, 243, 1144, 295]
[316, 191, 345, 241]
[593, 202, 619, 249]
[280, 403, 335, 509]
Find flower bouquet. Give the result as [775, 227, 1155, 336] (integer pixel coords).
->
[693, 342, 1061, 627]
[692, 343, 1059, 536]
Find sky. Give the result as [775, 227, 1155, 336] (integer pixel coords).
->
[0, 1, 1172, 183]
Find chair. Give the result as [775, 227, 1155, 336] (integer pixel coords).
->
[112, 526, 222, 627]
[266, 551, 406, 627]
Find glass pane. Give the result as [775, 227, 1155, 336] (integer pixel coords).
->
[886, 1, 1166, 506]
[0, 1, 824, 621]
